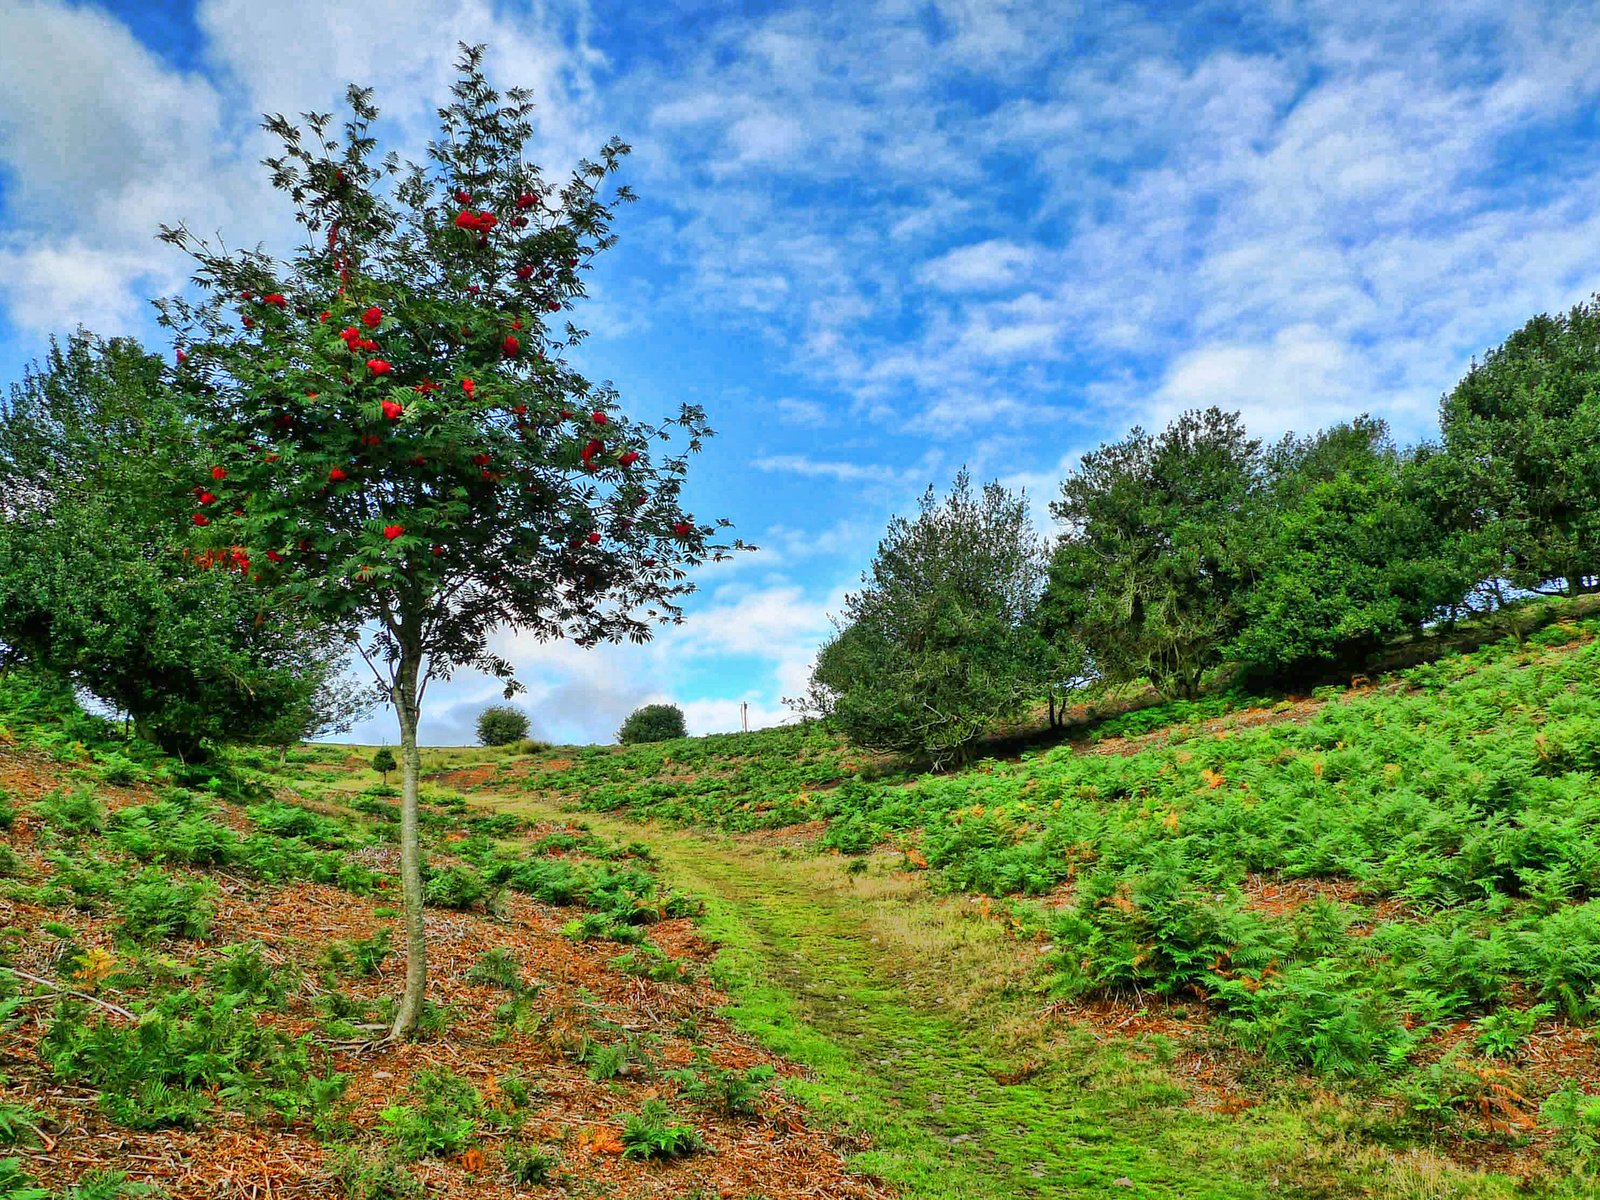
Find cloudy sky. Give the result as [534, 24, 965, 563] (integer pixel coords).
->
[2, 0, 1598, 745]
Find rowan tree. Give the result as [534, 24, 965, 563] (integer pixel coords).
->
[158, 46, 739, 1038]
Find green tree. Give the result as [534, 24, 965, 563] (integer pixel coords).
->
[476, 704, 529, 746]
[1439, 298, 1600, 596]
[1044, 407, 1259, 699]
[160, 47, 737, 1038]
[617, 702, 686, 744]
[0, 333, 352, 759]
[1228, 418, 1474, 681]
[806, 471, 1053, 768]
[372, 747, 397, 783]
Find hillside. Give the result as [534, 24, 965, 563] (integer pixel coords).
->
[6, 621, 1600, 1198]
[0, 679, 881, 1200]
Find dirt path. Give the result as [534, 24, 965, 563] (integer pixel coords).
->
[465, 789, 1321, 1200]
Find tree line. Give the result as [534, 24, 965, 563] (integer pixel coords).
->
[804, 297, 1600, 766]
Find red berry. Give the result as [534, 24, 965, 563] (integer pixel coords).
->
[673, 522, 692, 536]
[329, 467, 348, 482]
[502, 335, 520, 357]
[199, 491, 216, 505]
[192, 513, 209, 526]
[591, 411, 607, 425]
[383, 524, 404, 540]
[366, 358, 393, 375]
[266, 550, 285, 563]
[362, 306, 382, 328]
[461, 378, 476, 396]
[381, 400, 404, 421]
[619, 451, 639, 467]
[264, 293, 287, 307]
[454, 189, 471, 204]
[516, 264, 534, 280]
[516, 192, 535, 209]
[211, 466, 227, 480]
[586, 532, 601, 545]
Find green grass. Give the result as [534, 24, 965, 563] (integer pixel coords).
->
[446, 622, 1600, 1196]
[475, 789, 1535, 1199]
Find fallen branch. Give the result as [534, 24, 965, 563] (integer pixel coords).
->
[7, 968, 135, 1020]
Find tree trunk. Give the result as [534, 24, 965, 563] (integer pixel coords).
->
[389, 647, 427, 1041]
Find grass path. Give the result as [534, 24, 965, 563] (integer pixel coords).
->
[468, 788, 1518, 1200]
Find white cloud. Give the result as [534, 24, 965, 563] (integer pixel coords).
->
[917, 239, 1040, 292]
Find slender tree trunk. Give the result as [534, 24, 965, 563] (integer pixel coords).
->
[389, 646, 426, 1041]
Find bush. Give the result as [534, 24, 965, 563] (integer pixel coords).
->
[476, 705, 530, 747]
[372, 747, 397, 782]
[379, 1068, 483, 1159]
[620, 1099, 702, 1160]
[617, 704, 686, 745]
[114, 868, 216, 943]
[503, 1143, 559, 1185]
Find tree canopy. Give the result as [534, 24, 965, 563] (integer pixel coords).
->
[805, 471, 1055, 767]
[1045, 407, 1259, 699]
[160, 45, 739, 1037]
[0, 333, 355, 759]
[618, 702, 687, 744]
[1439, 297, 1600, 597]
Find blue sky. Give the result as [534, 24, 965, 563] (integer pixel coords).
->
[3, 0, 1599, 745]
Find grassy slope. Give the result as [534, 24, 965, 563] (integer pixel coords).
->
[402, 618, 1600, 1198]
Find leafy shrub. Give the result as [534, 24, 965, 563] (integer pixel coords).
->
[0, 1158, 46, 1200]
[61, 1169, 155, 1200]
[327, 1148, 423, 1200]
[36, 788, 105, 835]
[1474, 1003, 1555, 1059]
[1518, 902, 1600, 1017]
[247, 800, 349, 847]
[613, 948, 694, 984]
[620, 1099, 702, 1160]
[0, 1098, 41, 1147]
[665, 1050, 775, 1116]
[476, 705, 530, 747]
[617, 704, 686, 745]
[423, 864, 490, 910]
[107, 799, 239, 866]
[41, 984, 342, 1130]
[465, 948, 526, 993]
[1542, 1081, 1600, 1174]
[96, 752, 151, 786]
[320, 929, 393, 980]
[502, 1143, 559, 1185]
[114, 868, 216, 943]
[209, 942, 296, 1005]
[0, 846, 21, 880]
[379, 1068, 482, 1159]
